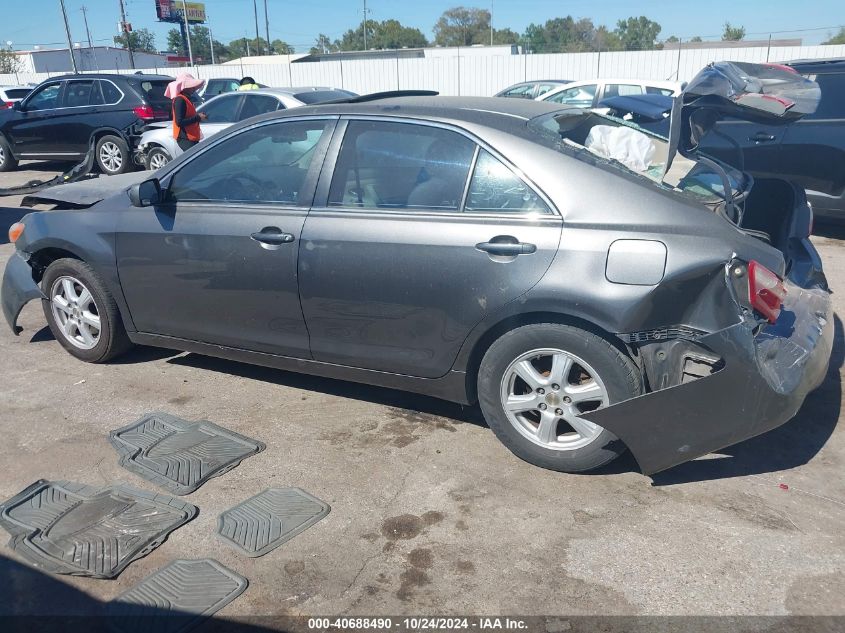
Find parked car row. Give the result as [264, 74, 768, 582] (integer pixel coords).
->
[137, 87, 357, 169]
[0, 73, 353, 177]
[1, 62, 834, 476]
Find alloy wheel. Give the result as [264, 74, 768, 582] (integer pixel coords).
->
[50, 275, 101, 350]
[500, 348, 608, 450]
[148, 151, 170, 170]
[99, 141, 123, 173]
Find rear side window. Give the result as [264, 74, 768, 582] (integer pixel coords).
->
[500, 84, 536, 99]
[646, 85, 674, 96]
[803, 73, 845, 119]
[239, 94, 280, 119]
[465, 149, 551, 214]
[328, 120, 475, 211]
[546, 84, 596, 107]
[64, 81, 95, 107]
[206, 79, 240, 96]
[604, 84, 643, 98]
[200, 94, 241, 122]
[99, 80, 122, 104]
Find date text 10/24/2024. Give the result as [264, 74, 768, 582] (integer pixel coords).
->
[307, 618, 529, 630]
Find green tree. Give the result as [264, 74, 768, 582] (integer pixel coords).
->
[271, 39, 294, 54]
[522, 16, 622, 53]
[614, 16, 662, 50]
[227, 37, 271, 58]
[433, 6, 491, 46]
[665, 35, 679, 43]
[722, 22, 745, 41]
[690, 36, 703, 42]
[373, 19, 428, 49]
[310, 33, 337, 55]
[823, 27, 845, 45]
[113, 27, 157, 53]
[167, 27, 228, 61]
[0, 48, 19, 74]
[492, 27, 520, 45]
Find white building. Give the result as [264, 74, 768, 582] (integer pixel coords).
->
[13, 47, 171, 74]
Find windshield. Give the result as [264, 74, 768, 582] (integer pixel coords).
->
[529, 109, 747, 207]
[293, 89, 356, 104]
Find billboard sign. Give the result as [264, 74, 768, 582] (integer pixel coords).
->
[155, 0, 206, 24]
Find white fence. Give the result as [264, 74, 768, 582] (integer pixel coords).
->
[2, 44, 844, 96]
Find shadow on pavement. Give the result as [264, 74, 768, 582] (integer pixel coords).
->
[0, 554, 277, 632]
[167, 352, 487, 428]
[651, 314, 844, 485]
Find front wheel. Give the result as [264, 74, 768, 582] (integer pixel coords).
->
[41, 258, 133, 363]
[95, 134, 132, 175]
[145, 146, 172, 170]
[477, 323, 642, 472]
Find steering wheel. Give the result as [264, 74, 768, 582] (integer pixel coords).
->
[224, 173, 269, 201]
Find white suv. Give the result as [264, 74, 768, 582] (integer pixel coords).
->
[538, 79, 682, 107]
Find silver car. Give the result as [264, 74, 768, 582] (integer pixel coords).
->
[137, 87, 356, 169]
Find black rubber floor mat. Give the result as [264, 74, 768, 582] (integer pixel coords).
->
[0, 480, 197, 579]
[217, 488, 330, 557]
[106, 558, 248, 633]
[110, 412, 266, 495]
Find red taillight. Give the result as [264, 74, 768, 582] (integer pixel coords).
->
[0, 101, 13, 109]
[748, 260, 787, 324]
[132, 104, 155, 121]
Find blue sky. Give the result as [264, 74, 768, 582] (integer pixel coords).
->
[4, 0, 843, 52]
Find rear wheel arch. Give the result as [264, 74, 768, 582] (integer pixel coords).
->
[462, 311, 638, 404]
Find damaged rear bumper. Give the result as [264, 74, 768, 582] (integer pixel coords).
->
[583, 283, 833, 474]
[2, 251, 44, 335]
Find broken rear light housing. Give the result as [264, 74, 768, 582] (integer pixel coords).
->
[748, 260, 787, 324]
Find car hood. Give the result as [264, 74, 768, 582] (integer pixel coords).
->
[666, 61, 820, 172]
[21, 171, 150, 209]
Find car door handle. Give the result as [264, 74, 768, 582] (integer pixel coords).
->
[475, 240, 537, 255]
[250, 229, 295, 245]
[749, 132, 776, 143]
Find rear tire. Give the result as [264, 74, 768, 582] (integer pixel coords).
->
[41, 258, 133, 363]
[0, 136, 18, 172]
[477, 323, 642, 472]
[95, 134, 131, 176]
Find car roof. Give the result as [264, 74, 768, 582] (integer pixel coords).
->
[247, 95, 571, 138]
[787, 57, 845, 73]
[48, 73, 172, 82]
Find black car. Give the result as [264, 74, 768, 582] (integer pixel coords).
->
[0, 73, 173, 176]
[699, 58, 845, 221]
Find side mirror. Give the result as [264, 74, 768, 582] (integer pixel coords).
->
[12, 101, 22, 111]
[128, 177, 162, 207]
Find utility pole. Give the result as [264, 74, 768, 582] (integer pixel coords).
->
[117, 0, 135, 69]
[252, 0, 261, 55]
[80, 6, 99, 70]
[208, 26, 215, 64]
[181, 0, 194, 66]
[264, 0, 271, 54]
[58, 0, 79, 73]
[362, 0, 370, 50]
[490, 0, 493, 46]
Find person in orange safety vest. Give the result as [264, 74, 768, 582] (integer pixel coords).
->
[164, 73, 207, 152]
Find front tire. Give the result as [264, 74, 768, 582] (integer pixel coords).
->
[145, 146, 172, 170]
[477, 323, 642, 472]
[0, 136, 18, 172]
[95, 134, 131, 175]
[41, 258, 133, 363]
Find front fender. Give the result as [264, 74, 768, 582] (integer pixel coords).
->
[1, 251, 44, 334]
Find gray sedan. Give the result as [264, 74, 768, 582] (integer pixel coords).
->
[137, 87, 356, 169]
[1, 64, 833, 475]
